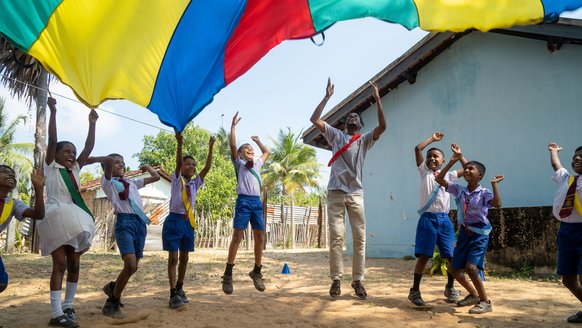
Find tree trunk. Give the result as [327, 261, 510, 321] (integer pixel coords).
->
[30, 69, 48, 254]
[290, 200, 295, 249]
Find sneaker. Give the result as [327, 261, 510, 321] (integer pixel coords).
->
[48, 315, 78, 328]
[351, 281, 367, 300]
[62, 308, 77, 322]
[221, 275, 233, 295]
[568, 311, 582, 323]
[457, 294, 480, 307]
[249, 270, 266, 292]
[444, 286, 461, 303]
[169, 294, 185, 309]
[177, 289, 189, 303]
[408, 289, 426, 306]
[329, 280, 341, 298]
[469, 300, 492, 314]
[103, 281, 115, 297]
[102, 298, 124, 318]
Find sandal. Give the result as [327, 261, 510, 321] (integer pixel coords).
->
[329, 280, 341, 298]
[351, 281, 367, 300]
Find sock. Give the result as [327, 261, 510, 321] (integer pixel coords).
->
[224, 263, 234, 276]
[176, 281, 183, 291]
[62, 282, 77, 310]
[170, 288, 177, 297]
[446, 272, 455, 288]
[50, 290, 64, 318]
[109, 296, 120, 304]
[253, 265, 262, 274]
[412, 273, 422, 291]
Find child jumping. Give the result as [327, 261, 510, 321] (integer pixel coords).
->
[548, 142, 582, 323]
[435, 144, 503, 314]
[40, 97, 98, 328]
[409, 133, 466, 306]
[89, 154, 160, 318]
[0, 166, 45, 293]
[221, 112, 270, 295]
[163, 132, 214, 308]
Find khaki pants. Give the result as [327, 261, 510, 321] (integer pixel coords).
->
[327, 190, 366, 282]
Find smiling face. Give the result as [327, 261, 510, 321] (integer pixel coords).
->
[463, 162, 485, 184]
[55, 142, 77, 169]
[181, 157, 196, 179]
[572, 149, 582, 175]
[0, 166, 16, 191]
[111, 155, 126, 178]
[238, 144, 254, 162]
[425, 149, 445, 171]
[345, 112, 362, 131]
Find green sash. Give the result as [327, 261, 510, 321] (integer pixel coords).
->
[59, 168, 94, 221]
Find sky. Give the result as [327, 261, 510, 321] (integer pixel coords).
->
[2, 10, 582, 184]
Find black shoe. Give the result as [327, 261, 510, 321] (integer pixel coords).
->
[48, 315, 78, 328]
[103, 281, 115, 297]
[177, 288, 189, 303]
[249, 270, 266, 292]
[408, 288, 426, 306]
[102, 298, 124, 318]
[568, 311, 582, 323]
[222, 275, 233, 295]
[62, 308, 77, 322]
[169, 294, 185, 309]
[329, 280, 341, 298]
[351, 281, 367, 300]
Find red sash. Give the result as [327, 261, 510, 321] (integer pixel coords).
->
[328, 133, 361, 167]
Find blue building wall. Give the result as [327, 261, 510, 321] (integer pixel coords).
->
[346, 32, 582, 258]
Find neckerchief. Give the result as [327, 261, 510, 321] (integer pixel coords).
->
[181, 176, 196, 229]
[112, 178, 150, 225]
[0, 197, 14, 226]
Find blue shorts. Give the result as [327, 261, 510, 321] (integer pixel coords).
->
[162, 212, 195, 252]
[115, 213, 147, 259]
[0, 255, 7, 285]
[414, 212, 455, 258]
[233, 195, 265, 231]
[452, 227, 489, 270]
[557, 222, 582, 276]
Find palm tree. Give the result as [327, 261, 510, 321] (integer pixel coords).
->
[0, 97, 34, 173]
[215, 126, 231, 158]
[1, 36, 50, 252]
[262, 128, 321, 204]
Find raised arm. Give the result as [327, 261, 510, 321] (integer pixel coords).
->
[488, 175, 504, 208]
[22, 170, 45, 219]
[415, 132, 443, 167]
[436, 151, 462, 188]
[310, 78, 334, 133]
[199, 136, 215, 180]
[549, 142, 563, 172]
[141, 164, 160, 185]
[451, 143, 468, 176]
[76, 109, 99, 168]
[86, 156, 114, 180]
[175, 132, 183, 176]
[252, 135, 270, 163]
[369, 81, 386, 141]
[229, 112, 241, 161]
[45, 97, 58, 165]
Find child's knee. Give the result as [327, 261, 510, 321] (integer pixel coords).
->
[168, 254, 179, 267]
[466, 264, 478, 276]
[232, 231, 244, 244]
[67, 260, 80, 274]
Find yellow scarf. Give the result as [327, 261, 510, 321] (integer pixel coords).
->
[568, 176, 582, 216]
[0, 198, 15, 226]
[181, 177, 196, 229]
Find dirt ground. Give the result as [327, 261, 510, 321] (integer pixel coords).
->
[0, 248, 579, 328]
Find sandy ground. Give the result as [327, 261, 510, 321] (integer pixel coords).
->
[0, 248, 579, 328]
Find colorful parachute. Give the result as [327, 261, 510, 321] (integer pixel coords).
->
[0, 0, 581, 131]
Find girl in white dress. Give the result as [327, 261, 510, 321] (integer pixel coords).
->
[39, 97, 98, 328]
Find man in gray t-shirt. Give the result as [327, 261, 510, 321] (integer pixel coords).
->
[310, 78, 387, 299]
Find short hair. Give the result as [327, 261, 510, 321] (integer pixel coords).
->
[0, 164, 15, 174]
[345, 112, 364, 127]
[100, 153, 124, 170]
[183, 155, 196, 166]
[575, 146, 582, 153]
[426, 147, 445, 158]
[466, 160, 486, 177]
[237, 143, 251, 155]
[56, 141, 75, 153]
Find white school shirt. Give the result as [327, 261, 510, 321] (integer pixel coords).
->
[418, 162, 458, 213]
[101, 176, 145, 214]
[552, 168, 582, 223]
